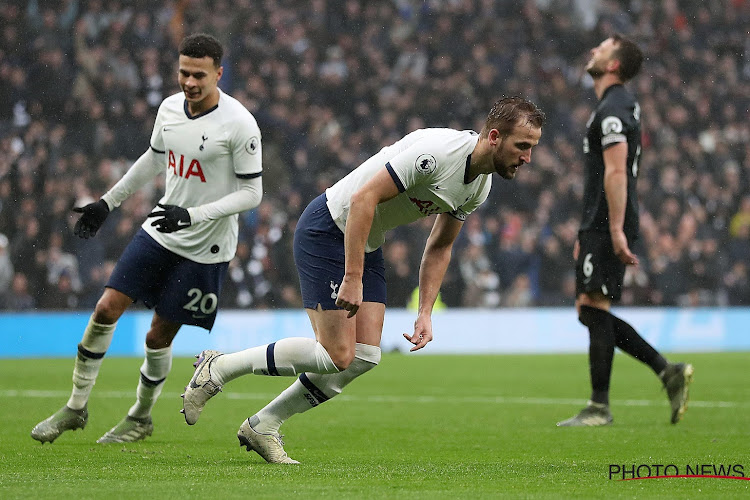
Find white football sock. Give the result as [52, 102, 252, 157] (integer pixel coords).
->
[128, 345, 172, 419]
[253, 343, 381, 434]
[67, 316, 116, 410]
[212, 337, 338, 386]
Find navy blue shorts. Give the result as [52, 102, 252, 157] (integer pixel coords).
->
[293, 193, 386, 310]
[106, 229, 228, 330]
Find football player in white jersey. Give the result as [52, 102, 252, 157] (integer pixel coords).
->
[182, 97, 544, 463]
[31, 34, 264, 444]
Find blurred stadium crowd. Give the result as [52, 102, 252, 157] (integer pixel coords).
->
[0, 0, 748, 311]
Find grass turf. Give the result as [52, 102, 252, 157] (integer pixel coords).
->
[1, 352, 748, 499]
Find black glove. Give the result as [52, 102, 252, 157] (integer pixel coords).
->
[72, 199, 110, 239]
[148, 203, 192, 233]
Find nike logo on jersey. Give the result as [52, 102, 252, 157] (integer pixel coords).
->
[177, 220, 191, 227]
[163, 127, 171, 131]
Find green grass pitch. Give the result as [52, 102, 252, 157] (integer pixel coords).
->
[1, 352, 748, 499]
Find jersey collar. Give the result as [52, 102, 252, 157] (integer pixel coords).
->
[183, 93, 220, 120]
[601, 83, 624, 100]
[463, 154, 473, 184]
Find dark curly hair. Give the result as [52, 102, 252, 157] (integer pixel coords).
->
[179, 33, 223, 68]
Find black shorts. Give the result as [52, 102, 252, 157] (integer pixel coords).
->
[106, 229, 228, 330]
[575, 230, 626, 301]
[293, 193, 386, 310]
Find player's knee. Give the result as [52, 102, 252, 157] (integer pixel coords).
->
[578, 303, 593, 326]
[579, 304, 607, 327]
[93, 298, 122, 324]
[325, 343, 356, 371]
[145, 319, 180, 349]
[577, 294, 606, 327]
[93, 289, 132, 324]
[145, 332, 173, 350]
[332, 354, 355, 371]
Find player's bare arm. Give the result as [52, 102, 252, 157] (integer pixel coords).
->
[603, 142, 638, 266]
[337, 167, 400, 317]
[403, 213, 463, 351]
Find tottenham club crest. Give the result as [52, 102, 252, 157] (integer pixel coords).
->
[415, 154, 437, 174]
[245, 136, 260, 154]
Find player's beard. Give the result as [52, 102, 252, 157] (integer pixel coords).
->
[495, 157, 518, 180]
[493, 138, 518, 179]
[502, 163, 518, 179]
[586, 59, 605, 78]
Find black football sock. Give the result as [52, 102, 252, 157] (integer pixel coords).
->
[610, 313, 668, 376]
[579, 305, 615, 406]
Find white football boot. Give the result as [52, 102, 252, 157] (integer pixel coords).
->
[237, 416, 299, 464]
[181, 350, 223, 425]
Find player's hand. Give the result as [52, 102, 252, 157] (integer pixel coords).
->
[148, 203, 191, 233]
[335, 275, 362, 318]
[72, 199, 110, 239]
[403, 315, 433, 352]
[611, 229, 639, 266]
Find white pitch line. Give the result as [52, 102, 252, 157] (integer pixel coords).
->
[2, 390, 747, 409]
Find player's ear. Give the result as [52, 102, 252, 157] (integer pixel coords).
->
[607, 59, 621, 75]
[216, 65, 224, 81]
[488, 128, 500, 145]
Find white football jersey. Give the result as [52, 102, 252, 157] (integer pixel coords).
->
[326, 128, 490, 252]
[144, 89, 262, 264]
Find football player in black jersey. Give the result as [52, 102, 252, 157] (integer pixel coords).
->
[557, 34, 693, 427]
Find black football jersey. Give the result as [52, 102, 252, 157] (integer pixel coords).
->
[579, 84, 642, 240]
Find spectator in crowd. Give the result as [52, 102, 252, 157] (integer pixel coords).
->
[4, 272, 35, 311]
[0, 233, 14, 298]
